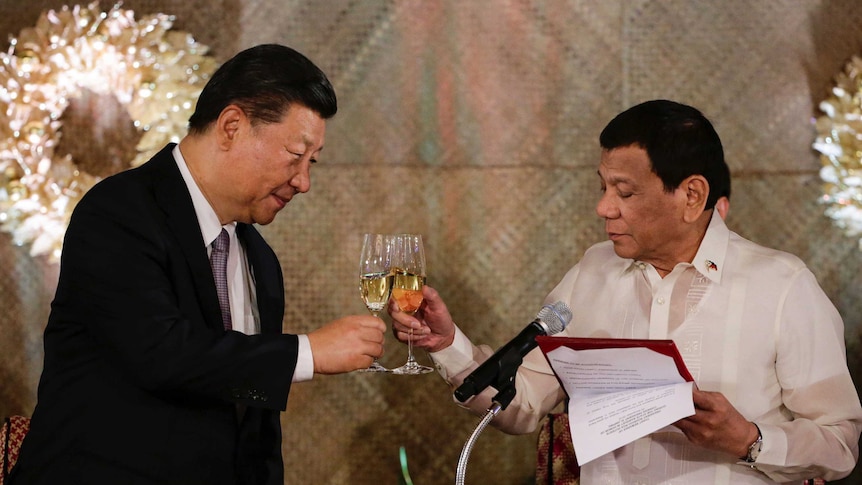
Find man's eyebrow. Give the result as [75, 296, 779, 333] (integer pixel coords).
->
[302, 134, 324, 155]
[597, 170, 633, 185]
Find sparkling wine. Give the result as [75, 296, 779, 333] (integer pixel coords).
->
[360, 271, 392, 315]
[391, 270, 425, 315]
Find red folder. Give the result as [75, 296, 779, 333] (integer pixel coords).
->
[535, 336, 694, 383]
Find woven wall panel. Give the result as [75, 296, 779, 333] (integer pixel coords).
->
[624, 0, 833, 174]
[2, 0, 862, 483]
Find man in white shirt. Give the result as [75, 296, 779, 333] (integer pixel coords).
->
[11, 44, 386, 485]
[390, 100, 862, 483]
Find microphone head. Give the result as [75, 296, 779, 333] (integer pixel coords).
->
[536, 301, 572, 335]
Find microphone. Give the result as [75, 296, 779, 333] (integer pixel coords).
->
[453, 301, 572, 403]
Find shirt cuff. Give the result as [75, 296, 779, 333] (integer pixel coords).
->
[750, 422, 786, 467]
[293, 334, 314, 382]
[428, 325, 475, 381]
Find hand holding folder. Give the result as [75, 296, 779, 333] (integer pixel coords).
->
[536, 336, 696, 465]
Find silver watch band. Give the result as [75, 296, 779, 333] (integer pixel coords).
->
[744, 423, 763, 464]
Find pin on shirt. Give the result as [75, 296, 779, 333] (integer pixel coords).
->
[705, 260, 718, 271]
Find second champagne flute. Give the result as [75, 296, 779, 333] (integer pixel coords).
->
[390, 234, 433, 375]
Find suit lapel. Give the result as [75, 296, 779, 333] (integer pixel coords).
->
[147, 145, 224, 332]
[237, 224, 285, 335]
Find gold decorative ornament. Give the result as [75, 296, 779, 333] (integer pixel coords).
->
[0, 2, 218, 261]
[813, 55, 862, 250]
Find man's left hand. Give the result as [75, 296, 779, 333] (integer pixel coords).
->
[674, 388, 760, 459]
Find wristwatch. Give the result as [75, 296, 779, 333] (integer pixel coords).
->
[743, 423, 762, 464]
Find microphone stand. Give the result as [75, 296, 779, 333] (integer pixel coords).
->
[454, 351, 522, 485]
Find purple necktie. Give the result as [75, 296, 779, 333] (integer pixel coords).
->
[210, 228, 232, 330]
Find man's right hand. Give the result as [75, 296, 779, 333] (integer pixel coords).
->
[307, 315, 386, 374]
[388, 285, 456, 353]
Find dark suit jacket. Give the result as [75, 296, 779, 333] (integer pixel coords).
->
[10, 144, 299, 485]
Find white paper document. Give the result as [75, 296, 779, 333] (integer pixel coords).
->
[544, 345, 695, 465]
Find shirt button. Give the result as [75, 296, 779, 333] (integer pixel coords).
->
[656, 297, 665, 305]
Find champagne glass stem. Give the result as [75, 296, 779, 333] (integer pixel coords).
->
[391, 311, 432, 374]
[406, 328, 417, 364]
[367, 311, 389, 372]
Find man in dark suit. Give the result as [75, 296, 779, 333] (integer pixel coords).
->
[9, 44, 386, 485]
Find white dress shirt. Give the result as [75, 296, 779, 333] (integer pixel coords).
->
[172, 145, 313, 382]
[431, 210, 862, 483]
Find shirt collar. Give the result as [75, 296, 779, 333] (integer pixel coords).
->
[172, 145, 236, 247]
[624, 209, 729, 284]
[691, 210, 728, 283]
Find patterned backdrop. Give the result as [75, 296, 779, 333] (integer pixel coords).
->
[1, 1, 862, 483]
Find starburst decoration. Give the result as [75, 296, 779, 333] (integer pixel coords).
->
[0, 2, 218, 261]
[813, 55, 862, 250]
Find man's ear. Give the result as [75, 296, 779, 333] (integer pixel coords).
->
[215, 105, 244, 150]
[681, 175, 709, 223]
[715, 196, 729, 220]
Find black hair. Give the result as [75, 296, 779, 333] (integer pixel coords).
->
[188, 44, 337, 134]
[599, 99, 730, 209]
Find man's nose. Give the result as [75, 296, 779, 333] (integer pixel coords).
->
[291, 161, 311, 193]
[595, 192, 617, 218]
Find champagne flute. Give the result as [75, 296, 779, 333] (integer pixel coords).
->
[358, 233, 392, 373]
[389, 234, 433, 375]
